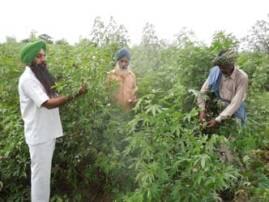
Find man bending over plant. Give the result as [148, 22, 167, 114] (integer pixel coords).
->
[197, 49, 249, 128]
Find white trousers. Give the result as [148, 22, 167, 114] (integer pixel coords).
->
[28, 139, 56, 202]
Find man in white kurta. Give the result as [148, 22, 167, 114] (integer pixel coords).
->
[19, 65, 63, 201]
[18, 40, 87, 202]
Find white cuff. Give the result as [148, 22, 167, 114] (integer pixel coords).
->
[215, 116, 222, 123]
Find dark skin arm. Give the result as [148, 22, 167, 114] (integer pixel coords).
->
[207, 119, 220, 128]
[199, 111, 206, 123]
[199, 111, 220, 128]
[42, 85, 87, 109]
[42, 96, 72, 109]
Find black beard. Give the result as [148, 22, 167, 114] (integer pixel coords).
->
[30, 62, 56, 97]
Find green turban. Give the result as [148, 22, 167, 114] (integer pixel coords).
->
[213, 49, 237, 66]
[20, 40, 46, 64]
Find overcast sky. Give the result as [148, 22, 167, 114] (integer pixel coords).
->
[0, 0, 268, 45]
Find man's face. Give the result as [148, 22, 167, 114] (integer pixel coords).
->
[35, 49, 46, 65]
[118, 57, 129, 70]
[218, 64, 234, 76]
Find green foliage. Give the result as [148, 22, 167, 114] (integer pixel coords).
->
[1, 30, 269, 202]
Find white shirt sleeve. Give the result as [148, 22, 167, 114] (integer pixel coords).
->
[21, 79, 49, 107]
